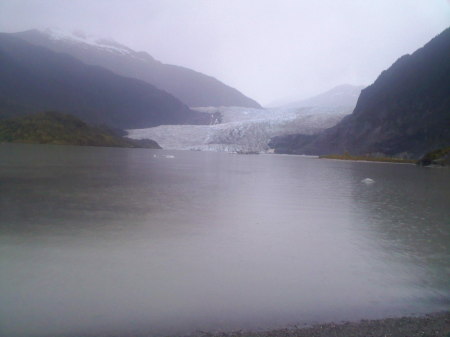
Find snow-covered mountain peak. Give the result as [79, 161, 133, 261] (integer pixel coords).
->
[41, 28, 135, 56]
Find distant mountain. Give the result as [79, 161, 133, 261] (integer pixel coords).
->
[0, 33, 210, 129]
[0, 111, 161, 148]
[281, 84, 365, 109]
[267, 84, 364, 109]
[11, 29, 261, 108]
[271, 28, 450, 158]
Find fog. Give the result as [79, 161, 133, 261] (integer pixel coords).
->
[0, 0, 448, 105]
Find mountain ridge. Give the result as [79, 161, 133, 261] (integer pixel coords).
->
[11, 29, 261, 108]
[0, 33, 210, 129]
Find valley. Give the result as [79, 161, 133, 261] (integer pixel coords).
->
[0, 11, 449, 337]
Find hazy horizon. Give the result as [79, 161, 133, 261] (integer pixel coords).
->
[0, 0, 449, 105]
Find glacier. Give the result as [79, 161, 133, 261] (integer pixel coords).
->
[127, 106, 350, 153]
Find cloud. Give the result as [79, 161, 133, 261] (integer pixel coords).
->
[0, 0, 449, 105]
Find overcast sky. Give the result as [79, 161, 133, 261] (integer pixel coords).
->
[0, 0, 449, 105]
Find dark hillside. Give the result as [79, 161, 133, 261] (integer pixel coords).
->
[0, 111, 161, 148]
[0, 34, 209, 129]
[271, 28, 450, 158]
[13, 29, 261, 108]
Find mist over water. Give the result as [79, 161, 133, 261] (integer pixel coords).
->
[0, 144, 449, 337]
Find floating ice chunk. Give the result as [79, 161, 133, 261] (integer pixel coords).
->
[361, 178, 375, 184]
[153, 154, 174, 159]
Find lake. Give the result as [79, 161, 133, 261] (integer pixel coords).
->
[0, 143, 449, 337]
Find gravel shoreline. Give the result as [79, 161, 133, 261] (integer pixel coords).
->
[191, 312, 450, 337]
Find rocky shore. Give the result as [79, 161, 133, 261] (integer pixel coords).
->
[191, 312, 450, 337]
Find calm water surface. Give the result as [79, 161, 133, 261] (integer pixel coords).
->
[0, 144, 449, 337]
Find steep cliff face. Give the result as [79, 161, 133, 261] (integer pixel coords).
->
[272, 28, 450, 158]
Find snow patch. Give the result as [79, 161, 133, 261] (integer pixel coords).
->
[42, 28, 136, 57]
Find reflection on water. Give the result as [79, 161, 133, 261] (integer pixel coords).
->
[0, 144, 449, 337]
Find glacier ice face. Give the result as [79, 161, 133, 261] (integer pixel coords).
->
[127, 106, 350, 152]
